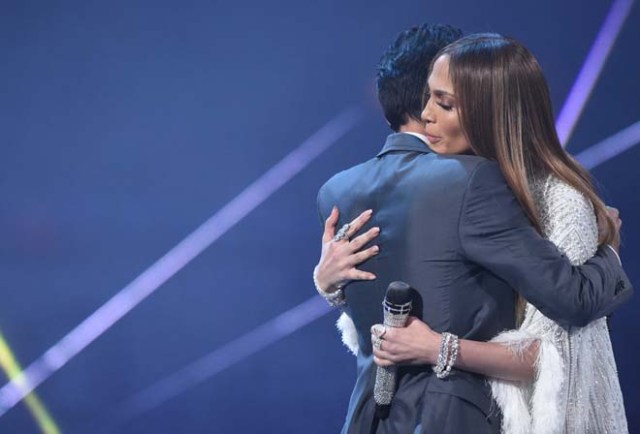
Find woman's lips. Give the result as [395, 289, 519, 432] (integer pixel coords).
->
[425, 133, 441, 144]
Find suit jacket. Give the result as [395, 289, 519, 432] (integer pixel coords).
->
[316, 133, 632, 434]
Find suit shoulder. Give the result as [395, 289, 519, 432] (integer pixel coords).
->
[318, 158, 376, 195]
[455, 156, 505, 186]
[426, 154, 501, 187]
[316, 158, 376, 220]
[443, 154, 498, 172]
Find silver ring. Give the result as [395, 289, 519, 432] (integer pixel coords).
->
[371, 324, 387, 339]
[333, 223, 351, 242]
[379, 326, 388, 339]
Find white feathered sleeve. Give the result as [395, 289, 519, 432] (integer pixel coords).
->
[489, 176, 599, 434]
[336, 311, 359, 356]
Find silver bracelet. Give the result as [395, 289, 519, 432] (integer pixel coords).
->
[433, 332, 451, 377]
[447, 334, 460, 371]
[313, 266, 346, 307]
[433, 332, 458, 379]
[438, 333, 459, 379]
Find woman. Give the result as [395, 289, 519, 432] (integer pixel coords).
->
[314, 34, 628, 433]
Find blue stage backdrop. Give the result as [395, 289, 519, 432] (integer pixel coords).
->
[1, 0, 638, 433]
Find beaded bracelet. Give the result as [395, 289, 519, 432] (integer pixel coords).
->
[439, 333, 459, 379]
[433, 332, 459, 379]
[313, 266, 346, 307]
[433, 333, 451, 377]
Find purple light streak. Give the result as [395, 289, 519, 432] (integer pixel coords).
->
[556, 0, 634, 147]
[0, 106, 364, 417]
[121, 296, 331, 417]
[576, 120, 640, 169]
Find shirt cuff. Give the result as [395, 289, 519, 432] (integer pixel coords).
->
[605, 244, 622, 265]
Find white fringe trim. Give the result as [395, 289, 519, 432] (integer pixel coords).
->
[530, 335, 564, 434]
[336, 312, 359, 356]
[489, 329, 565, 434]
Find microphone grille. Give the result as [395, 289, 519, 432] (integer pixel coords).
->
[385, 281, 412, 305]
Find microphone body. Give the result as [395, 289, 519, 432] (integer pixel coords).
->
[373, 281, 412, 418]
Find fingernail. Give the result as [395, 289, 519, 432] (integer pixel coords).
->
[373, 245, 379, 252]
[366, 209, 373, 215]
[373, 227, 380, 233]
[370, 324, 384, 336]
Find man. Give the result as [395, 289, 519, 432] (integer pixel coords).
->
[315, 23, 632, 433]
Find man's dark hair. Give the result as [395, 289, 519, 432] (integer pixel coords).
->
[377, 23, 463, 131]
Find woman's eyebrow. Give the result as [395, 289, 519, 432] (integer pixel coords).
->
[432, 89, 455, 98]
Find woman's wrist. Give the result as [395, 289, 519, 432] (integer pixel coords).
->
[431, 332, 459, 378]
[313, 266, 346, 307]
[313, 265, 338, 294]
[425, 331, 443, 365]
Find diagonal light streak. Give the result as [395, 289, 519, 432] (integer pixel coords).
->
[0, 106, 364, 418]
[0, 332, 60, 434]
[120, 297, 330, 418]
[556, 0, 635, 147]
[576, 120, 640, 169]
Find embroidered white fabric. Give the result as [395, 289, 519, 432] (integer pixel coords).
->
[489, 175, 628, 434]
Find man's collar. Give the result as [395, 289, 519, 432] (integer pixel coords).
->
[403, 132, 430, 144]
[376, 132, 433, 157]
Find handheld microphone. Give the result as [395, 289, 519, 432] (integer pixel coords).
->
[374, 281, 412, 419]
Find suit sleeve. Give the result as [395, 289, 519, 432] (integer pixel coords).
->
[458, 161, 633, 327]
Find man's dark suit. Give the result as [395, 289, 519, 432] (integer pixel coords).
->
[316, 133, 632, 434]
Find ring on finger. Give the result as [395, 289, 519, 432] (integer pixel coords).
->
[333, 223, 351, 242]
[379, 326, 388, 339]
[371, 324, 386, 339]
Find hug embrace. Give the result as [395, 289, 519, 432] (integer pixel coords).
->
[313, 25, 633, 434]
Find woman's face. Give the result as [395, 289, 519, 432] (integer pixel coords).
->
[421, 55, 471, 155]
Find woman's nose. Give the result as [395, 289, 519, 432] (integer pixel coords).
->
[421, 99, 434, 124]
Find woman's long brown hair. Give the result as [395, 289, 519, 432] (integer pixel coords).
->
[435, 34, 617, 323]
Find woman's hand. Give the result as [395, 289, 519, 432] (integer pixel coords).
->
[600, 205, 622, 252]
[314, 207, 380, 293]
[371, 317, 441, 367]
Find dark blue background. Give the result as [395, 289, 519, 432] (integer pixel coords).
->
[1, 0, 638, 433]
